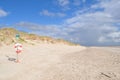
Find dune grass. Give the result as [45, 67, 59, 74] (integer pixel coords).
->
[0, 28, 78, 46]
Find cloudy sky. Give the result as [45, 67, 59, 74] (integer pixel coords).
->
[0, 0, 120, 46]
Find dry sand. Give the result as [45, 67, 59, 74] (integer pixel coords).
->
[0, 44, 120, 80]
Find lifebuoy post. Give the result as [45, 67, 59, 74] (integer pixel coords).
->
[14, 43, 22, 63]
[15, 34, 22, 63]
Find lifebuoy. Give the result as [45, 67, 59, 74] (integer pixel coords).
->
[14, 43, 22, 54]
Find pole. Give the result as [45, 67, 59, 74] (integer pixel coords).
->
[16, 48, 20, 63]
[15, 34, 20, 63]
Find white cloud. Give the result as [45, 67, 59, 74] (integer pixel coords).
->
[57, 0, 69, 7]
[98, 32, 120, 43]
[91, 0, 120, 19]
[0, 9, 8, 17]
[108, 32, 120, 42]
[56, 0, 70, 10]
[56, 13, 66, 17]
[104, 0, 120, 19]
[98, 36, 108, 43]
[40, 10, 54, 16]
[40, 10, 66, 17]
[56, 0, 86, 11]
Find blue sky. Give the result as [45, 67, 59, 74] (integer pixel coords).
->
[0, 0, 120, 46]
[0, 0, 97, 25]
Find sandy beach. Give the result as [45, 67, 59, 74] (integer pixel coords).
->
[0, 44, 120, 80]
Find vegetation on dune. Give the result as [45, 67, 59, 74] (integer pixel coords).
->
[0, 28, 78, 46]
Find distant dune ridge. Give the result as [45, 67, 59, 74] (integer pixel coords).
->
[0, 28, 77, 46]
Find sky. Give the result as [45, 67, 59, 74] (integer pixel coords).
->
[0, 0, 120, 46]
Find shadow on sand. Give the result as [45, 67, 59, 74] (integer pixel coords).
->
[6, 56, 16, 62]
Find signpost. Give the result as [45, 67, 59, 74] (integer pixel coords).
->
[15, 34, 22, 63]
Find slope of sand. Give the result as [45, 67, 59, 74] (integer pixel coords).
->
[0, 44, 120, 80]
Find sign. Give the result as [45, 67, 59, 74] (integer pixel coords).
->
[16, 34, 20, 39]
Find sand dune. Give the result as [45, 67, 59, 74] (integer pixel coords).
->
[0, 44, 120, 80]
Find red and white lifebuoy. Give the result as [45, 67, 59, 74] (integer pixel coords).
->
[14, 43, 22, 54]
